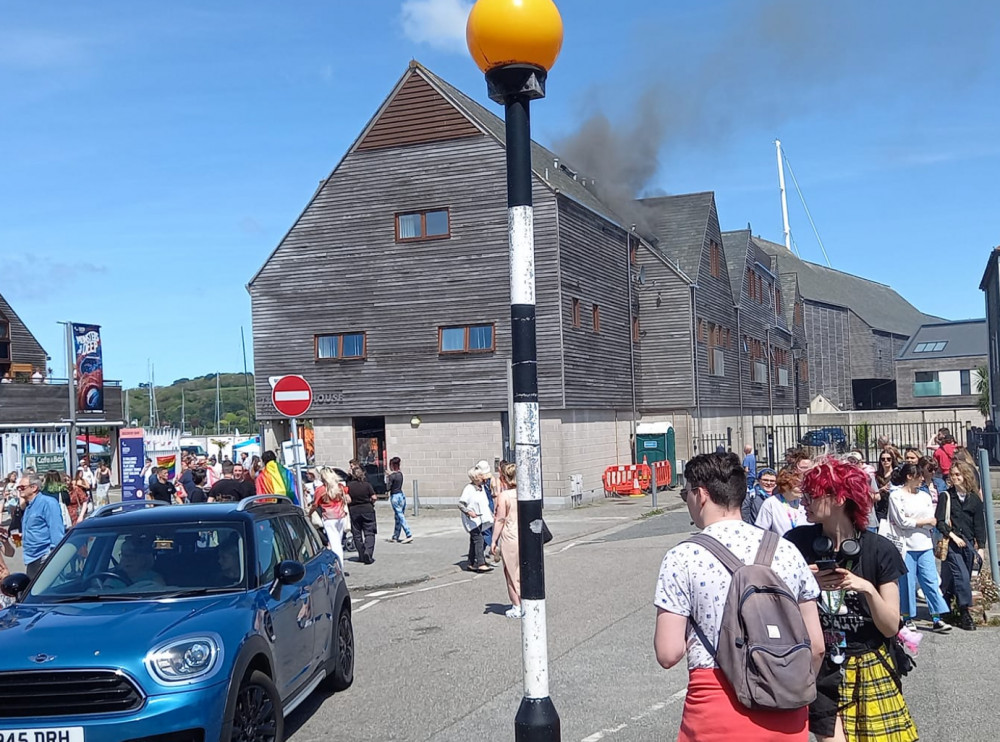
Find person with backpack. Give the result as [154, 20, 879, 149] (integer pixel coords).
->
[653, 452, 824, 741]
[786, 457, 917, 742]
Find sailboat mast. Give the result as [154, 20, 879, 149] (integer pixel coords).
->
[775, 139, 792, 252]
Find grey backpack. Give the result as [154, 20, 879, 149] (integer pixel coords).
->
[686, 531, 817, 710]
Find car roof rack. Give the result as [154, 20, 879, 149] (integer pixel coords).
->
[92, 501, 170, 518]
[236, 494, 297, 512]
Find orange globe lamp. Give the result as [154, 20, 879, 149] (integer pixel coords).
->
[466, 0, 564, 74]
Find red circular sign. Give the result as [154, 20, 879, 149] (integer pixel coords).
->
[271, 375, 313, 418]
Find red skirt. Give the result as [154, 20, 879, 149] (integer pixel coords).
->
[678, 669, 809, 742]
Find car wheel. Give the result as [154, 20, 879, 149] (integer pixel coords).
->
[328, 607, 354, 691]
[230, 670, 284, 742]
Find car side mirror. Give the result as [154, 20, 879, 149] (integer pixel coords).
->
[1, 573, 30, 599]
[269, 560, 305, 600]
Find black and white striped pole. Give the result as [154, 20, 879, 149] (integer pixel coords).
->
[467, 2, 563, 740]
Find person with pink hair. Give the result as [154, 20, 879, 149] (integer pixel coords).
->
[785, 457, 916, 742]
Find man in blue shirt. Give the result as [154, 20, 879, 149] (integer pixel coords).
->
[17, 473, 66, 579]
[742, 444, 757, 490]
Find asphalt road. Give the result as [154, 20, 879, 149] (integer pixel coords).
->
[285, 511, 1000, 742]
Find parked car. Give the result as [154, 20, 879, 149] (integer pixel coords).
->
[0, 496, 353, 742]
[799, 427, 848, 451]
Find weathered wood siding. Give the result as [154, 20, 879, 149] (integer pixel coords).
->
[848, 311, 908, 382]
[804, 301, 853, 409]
[0, 293, 47, 372]
[695, 199, 740, 407]
[635, 250, 694, 410]
[557, 196, 632, 409]
[250, 135, 565, 419]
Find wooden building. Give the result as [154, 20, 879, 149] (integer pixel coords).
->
[249, 62, 935, 499]
[895, 319, 986, 411]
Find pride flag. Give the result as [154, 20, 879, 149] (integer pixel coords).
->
[255, 460, 298, 505]
[156, 455, 177, 480]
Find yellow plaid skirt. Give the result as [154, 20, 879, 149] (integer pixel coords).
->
[840, 646, 918, 741]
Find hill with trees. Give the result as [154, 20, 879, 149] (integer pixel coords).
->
[125, 372, 255, 434]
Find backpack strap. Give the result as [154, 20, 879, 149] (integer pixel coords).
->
[686, 533, 746, 575]
[754, 530, 780, 567]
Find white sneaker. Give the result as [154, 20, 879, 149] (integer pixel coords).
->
[505, 606, 523, 619]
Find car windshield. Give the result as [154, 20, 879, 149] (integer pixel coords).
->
[25, 522, 249, 603]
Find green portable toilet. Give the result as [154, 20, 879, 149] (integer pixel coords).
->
[635, 422, 676, 487]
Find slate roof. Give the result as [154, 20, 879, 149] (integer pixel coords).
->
[635, 193, 715, 281]
[746, 235, 939, 336]
[897, 319, 987, 362]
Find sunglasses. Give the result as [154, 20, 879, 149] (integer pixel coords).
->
[15, 485, 33, 492]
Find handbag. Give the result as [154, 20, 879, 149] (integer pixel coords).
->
[934, 493, 952, 561]
[310, 509, 324, 529]
[878, 517, 905, 558]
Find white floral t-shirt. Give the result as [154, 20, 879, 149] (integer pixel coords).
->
[654, 519, 820, 670]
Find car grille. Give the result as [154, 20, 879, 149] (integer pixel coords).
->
[0, 670, 144, 717]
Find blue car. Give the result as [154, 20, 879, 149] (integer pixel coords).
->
[0, 496, 354, 742]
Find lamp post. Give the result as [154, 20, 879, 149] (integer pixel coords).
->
[467, 3, 563, 740]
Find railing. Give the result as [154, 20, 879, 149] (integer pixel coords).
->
[0, 377, 123, 387]
[913, 381, 942, 397]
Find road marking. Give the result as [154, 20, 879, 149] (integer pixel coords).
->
[367, 590, 394, 597]
[355, 598, 381, 613]
[555, 542, 577, 554]
[416, 578, 473, 592]
[579, 689, 686, 741]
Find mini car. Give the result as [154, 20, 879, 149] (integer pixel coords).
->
[0, 496, 354, 742]
[799, 427, 848, 451]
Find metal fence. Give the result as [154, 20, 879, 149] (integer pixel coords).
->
[693, 428, 733, 456]
[754, 419, 983, 469]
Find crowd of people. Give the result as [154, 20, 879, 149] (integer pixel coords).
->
[657, 427, 992, 742]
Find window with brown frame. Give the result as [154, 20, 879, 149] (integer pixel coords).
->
[747, 268, 754, 300]
[395, 208, 450, 242]
[315, 332, 367, 360]
[571, 298, 581, 328]
[632, 316, 640, 343]
[800, 358, 810, 382]
[592, 304, 601, 333]
[775, 288, 782, 313]
[794, 302, 804, 326]
[439, 323, 495, 354]
[629, 241, 637, 265]
[709, 241, 721, 278]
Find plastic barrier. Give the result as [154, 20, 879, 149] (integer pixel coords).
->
[651, 460, 672, 490]
[602, 464, 652, 497]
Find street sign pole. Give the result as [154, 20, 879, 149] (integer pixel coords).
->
[271, 375, 314, 508]
[290, 417, 303, 509]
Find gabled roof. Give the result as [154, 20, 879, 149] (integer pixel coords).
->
[720, 229, 750, 305]
[897, 319, 987, 361]
[636, 192, 715, 281]
[748, 235, 938, 336]
[0, 291, 47, 361]
[778, 272, 800, 328]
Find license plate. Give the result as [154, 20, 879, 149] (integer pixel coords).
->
[0, 729, 84, 742]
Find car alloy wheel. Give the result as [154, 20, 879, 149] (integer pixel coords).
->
[330, 609, 355, 691]
[232, 670, 283, 742]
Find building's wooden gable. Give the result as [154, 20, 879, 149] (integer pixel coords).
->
[356, 72, 481, 152]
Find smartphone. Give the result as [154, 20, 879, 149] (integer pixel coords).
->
[814, 559, 838, 571]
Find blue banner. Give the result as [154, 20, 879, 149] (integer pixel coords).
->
[120, 428, 146, 501]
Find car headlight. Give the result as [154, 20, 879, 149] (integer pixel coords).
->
[145, 633, 224, 685]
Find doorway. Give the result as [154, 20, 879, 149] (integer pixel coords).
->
[352, 416, 386, 495]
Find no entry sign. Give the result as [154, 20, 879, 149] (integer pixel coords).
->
[271, 375, 313, 418]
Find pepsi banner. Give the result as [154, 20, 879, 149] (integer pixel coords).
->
[72, 323, 104, 413]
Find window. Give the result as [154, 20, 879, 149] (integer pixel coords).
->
[961, 369, 971, 396]
[778, 368, 790, 387]
[592, 304, 601, 333]
[748, 269, 755, 300]
[775, 288, 782, 313]
[632, 316, 641, 343]
[799, 359, 809, 382]
[794, 302, 804, 326]
[315, 332, 366, 360]
[0, 317, 8, 365]
[709, 241, 721, 278]
[757, 275, 764, 304]
[572, 298, 581, 328]
[395, 209, 450, 241]
[752, 361, 768, 383]
[913, 341, 948, 353]
[281, 514, 319, 564]
[439, 324, 495, 354]
[255, 519, 293, 584]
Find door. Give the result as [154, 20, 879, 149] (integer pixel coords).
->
[352, 416, 386, 494]
[635, 433, 666, 465]
[278, 512, 331, 674]
[254, 518, 314, 699]
[666, 428, 676, 486]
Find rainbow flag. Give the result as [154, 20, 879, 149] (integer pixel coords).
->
[156, 455, 177, 480]
[255, 460, 298, 505]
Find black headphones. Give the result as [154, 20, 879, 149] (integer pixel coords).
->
[813, 534, 861, 564]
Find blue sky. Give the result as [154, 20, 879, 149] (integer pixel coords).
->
[2, 0, 997, 387]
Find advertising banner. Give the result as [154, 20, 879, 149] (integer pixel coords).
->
[72, 323, 104, 413]
[120, 428, 146, 501]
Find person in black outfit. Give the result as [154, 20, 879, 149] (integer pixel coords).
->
[208, 461, 255, 502]
[936, 460, 988, 631]
[346, 464, 377, 564]
[148, 468, 176, 504]
[188, 468, 209, 504]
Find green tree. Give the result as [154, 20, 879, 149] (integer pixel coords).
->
[977, 364, 990, 418]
